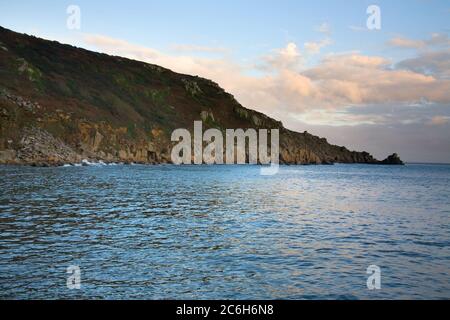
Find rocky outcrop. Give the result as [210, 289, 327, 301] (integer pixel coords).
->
[0, 149, 16, 163]
[0, 88, 41, 112]
[15, 127, 81, 165]
[200, 110, 215, 122]
[182, 78, 203, 97]
[380, 153, 404, 165]
[0, 26, 404, 166]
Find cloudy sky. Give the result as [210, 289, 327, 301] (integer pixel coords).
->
[1, 0, 449, 162]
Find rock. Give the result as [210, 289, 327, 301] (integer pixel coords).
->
[17, 58, 29, 73]
[252, 115, 262, 126]
[200, 110, 214, 122]
[380, 153, 404, 165]
[234, 105, 249, 119]
[17, 127, 80, 165]
[0, 149, 16, 163]
[92, 131, 103, 151]
[118, 149, 129, 160]
[0, 88, 40, 112]
[0, 108, 9, 117]
[0, 41, 8, 51]
[147, 142, 156, 152]
[182, 78, 202, 97]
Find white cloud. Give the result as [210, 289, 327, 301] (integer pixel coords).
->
[388, 37, 425, 49]
[262, 42, 303, 70]
[388, 33, 450, 49]
[304, 38, 332, 55]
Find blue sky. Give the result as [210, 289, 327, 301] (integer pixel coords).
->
[1, 0, 449, 61]
[1, 0, 450, 162]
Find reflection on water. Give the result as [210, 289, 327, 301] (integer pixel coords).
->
[0, 164, 449, 299]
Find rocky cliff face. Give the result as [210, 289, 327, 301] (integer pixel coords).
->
[0, 26, 403, 166]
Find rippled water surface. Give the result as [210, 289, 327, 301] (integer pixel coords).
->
[0, 164, 449, 299]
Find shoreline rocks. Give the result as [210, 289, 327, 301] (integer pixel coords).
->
[0, 125, 405, 167]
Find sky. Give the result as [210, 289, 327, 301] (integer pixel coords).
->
[1, 0, 449, 163]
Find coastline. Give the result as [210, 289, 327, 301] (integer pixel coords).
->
[0, 27, 404, 169]
[0, 157, 405, 167]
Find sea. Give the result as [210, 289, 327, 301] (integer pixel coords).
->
[0, 163, 449, 299]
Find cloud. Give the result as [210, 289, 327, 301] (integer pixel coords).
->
[83, 34, 161, 60]
[292, 109, 386, 126]
[304, 38, 332, 55]
[301, 53, 450, 107]
[397, 49, 450, 78]
[427, 33, 450, 46]
[261, 38, 332, 71]
[388, 33, 450, 49]
[262, 42, 303, 70]
[428, 116, 450, 125]
[388, 37, 425, 49]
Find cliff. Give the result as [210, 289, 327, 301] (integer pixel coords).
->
[0, 26, 403, 166]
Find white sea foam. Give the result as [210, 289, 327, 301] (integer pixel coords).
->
[78, 159, 119, 166]
[61, 160, 122, 167]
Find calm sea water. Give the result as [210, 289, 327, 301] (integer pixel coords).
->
[0, 164, 449, 299]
